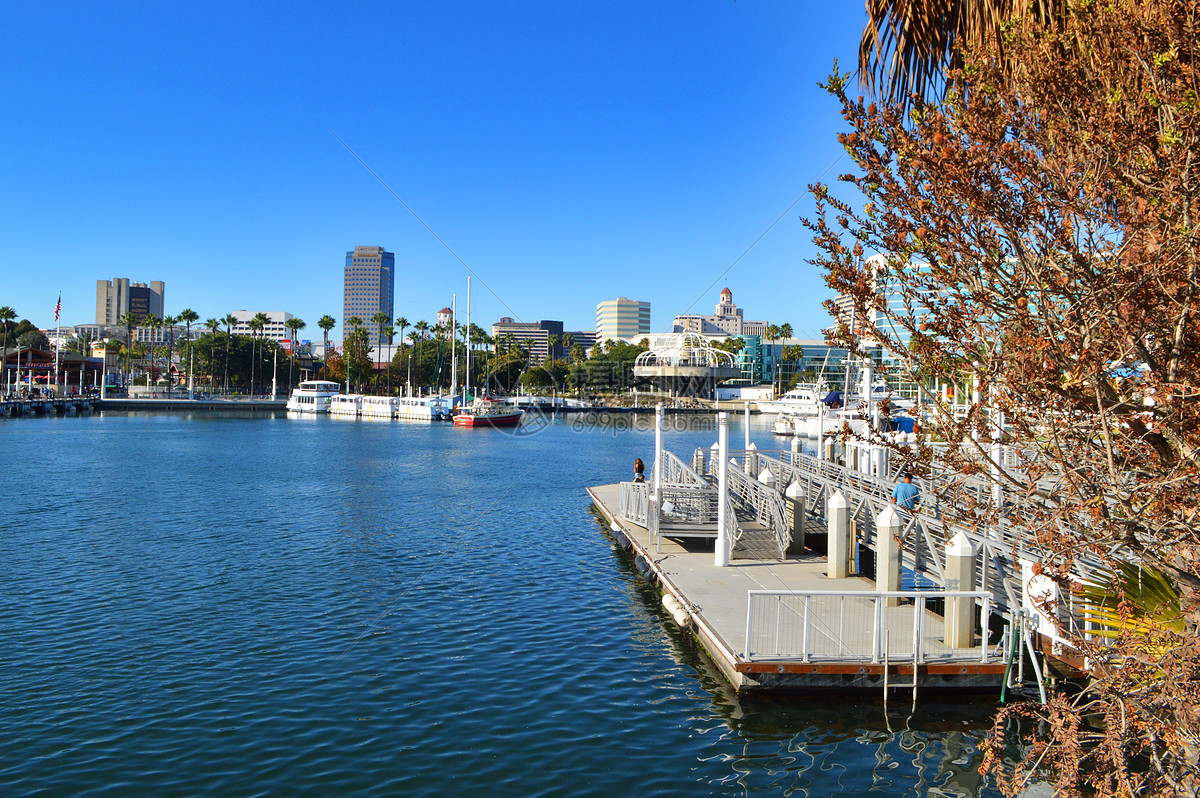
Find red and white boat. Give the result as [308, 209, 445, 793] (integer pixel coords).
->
[452, 397, 524, 428]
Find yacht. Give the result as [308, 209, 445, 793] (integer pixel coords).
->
[755, 383, 825, 415]
[286, 380, 341, 414]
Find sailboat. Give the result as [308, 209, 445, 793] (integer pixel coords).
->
[451, 276, 523, 428]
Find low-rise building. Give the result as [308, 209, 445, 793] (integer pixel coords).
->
[671, 288, 767, 337]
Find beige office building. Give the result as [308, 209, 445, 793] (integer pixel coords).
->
[596, 297, 650, 341]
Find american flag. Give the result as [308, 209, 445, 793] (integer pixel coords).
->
[54, 293, 61, 322]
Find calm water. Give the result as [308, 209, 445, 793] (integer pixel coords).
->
[0, 410, 1005, 796]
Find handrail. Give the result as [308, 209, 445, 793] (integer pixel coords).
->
[745, 589, 993, 664]
[726, 462, 789, 558]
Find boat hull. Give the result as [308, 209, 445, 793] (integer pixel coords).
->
[453, 411, 523, 428]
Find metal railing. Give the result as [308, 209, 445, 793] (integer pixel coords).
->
[726, 462, 790, 559]
[745, 589, 994, 663]
[619, 481, 650, 526]
[655, 450, 710, 488]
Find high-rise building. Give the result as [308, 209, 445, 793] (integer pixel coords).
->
[96, 278, 164, 325]
[596, 297, 651, 341]
[343, 246, 395, 347]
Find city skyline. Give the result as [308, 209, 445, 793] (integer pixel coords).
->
[2, 3, 865, 342]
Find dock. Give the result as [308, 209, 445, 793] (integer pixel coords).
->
[589, 483, 1005, 694]
[586, 408, 1034, 696]
[1, 396, 99, 417]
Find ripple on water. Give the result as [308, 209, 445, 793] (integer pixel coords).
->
[0, 414, 1007, 797]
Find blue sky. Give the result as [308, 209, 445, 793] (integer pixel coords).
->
[2, 2, 866, 343]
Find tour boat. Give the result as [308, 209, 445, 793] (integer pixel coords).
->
[395, 395, 454, 422]
[329, 394, 362, 417]
[286, 380, 342, 414]
[359, 395, 399, 419]
[452, 397, 523, 428]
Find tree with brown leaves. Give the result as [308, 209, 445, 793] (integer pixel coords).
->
[817, 1, 1198, 794]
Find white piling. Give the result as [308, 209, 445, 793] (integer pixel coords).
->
[654, 402, 664, 502]
[876, 506, 902, 606]
[827, 491, 851, 579]
[945, 531, 978, 648]
[715, 412, 730, 567]
[785, 480, 806, 553]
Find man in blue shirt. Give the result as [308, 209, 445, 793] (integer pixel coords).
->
[892, 473, 920, 511]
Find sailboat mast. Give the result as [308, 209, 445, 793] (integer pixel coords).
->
[450, 295, 457, 397]
[465, 277, 471, 401]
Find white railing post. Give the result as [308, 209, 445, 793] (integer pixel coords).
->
[877, 506, 902, 606]
[827, 491, 850, 578]
[945, 532, 978, 649]
[715, 412, 730, 567]
[872, 595, 882, 663]
[915, 595, 926, 663]
[801, 595, 811, 663]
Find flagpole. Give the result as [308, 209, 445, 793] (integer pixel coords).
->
[54, 292, 61, 394]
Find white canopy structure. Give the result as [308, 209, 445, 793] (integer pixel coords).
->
[632, 333, 742, 397]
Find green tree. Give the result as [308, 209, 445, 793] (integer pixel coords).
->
[204, 318, 220, 391]
[0, 305, 15, 388]
[179, 308, 199, 395]
[285, 317, 306, 390]
[318, 314, 336, 381]
[119, 310, 139, 387]
[140, 315, 161, 390]
[221, 313, 237, 394]
[161, 314, 180, 392]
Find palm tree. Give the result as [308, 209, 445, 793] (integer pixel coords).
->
[161, 314, 179, 394]
[370, 311, 389, 391]
[119, 310, 138, 388]
[284, 317, 306, 390]
[0, 305, 15, 390]
[205, 318, 220, 391]
[318, 315, 336, 380]
[347, 316, 364, 391]
[859, 0, 1059, 107]
[413, 320, 430, 392]
[382, 324, 395, 394]
[140, 315, 162, 391]
[395, 316, 410, 394]
[178, 308, 199, 396]
[248, 314, 266, 396]
[221, 313, 237, 394]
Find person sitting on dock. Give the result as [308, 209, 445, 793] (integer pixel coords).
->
[633, 457, 645, 483]
[892, 473, 920, 512]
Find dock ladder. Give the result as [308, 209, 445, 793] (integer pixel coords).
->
[882, 630, 918, 707]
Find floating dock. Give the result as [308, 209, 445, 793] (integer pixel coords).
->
[589, 483, 1007, 694]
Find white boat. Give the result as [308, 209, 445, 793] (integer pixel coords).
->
[286, 380, 342, 414]
[772, 412, 800, 436]
[395, 395, 454, 422]
[755, 383, 825, 415]
[359, 395, 399, 419]
[329, 394, 362, 417]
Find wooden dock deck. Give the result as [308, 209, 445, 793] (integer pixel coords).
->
[588, 482, 1007, 695]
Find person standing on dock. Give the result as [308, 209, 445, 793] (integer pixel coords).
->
[892, 473, 919, 512]
[633, 457, 645, 483]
